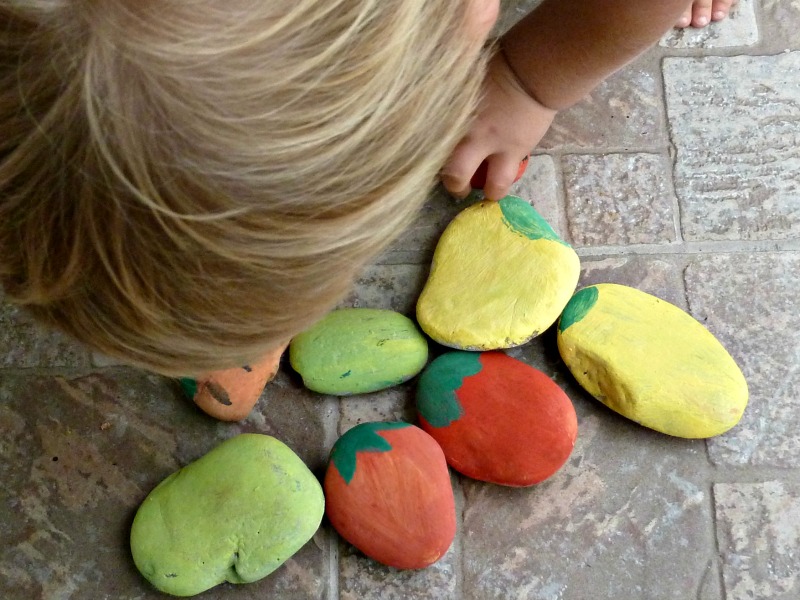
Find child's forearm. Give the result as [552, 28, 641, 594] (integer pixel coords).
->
[500, 0, 688, 111]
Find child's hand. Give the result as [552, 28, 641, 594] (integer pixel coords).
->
[441, 50, 557, 201]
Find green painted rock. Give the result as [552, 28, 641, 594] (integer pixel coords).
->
[290, 308, 428, 395]
[557, 284, 749, 438]
[417, 196, 580, 350]
[324, 422, 456, 569]
[417, 351, 577, 486]
[130, 434, 324, 596]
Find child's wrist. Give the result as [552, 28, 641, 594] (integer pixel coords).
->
[497, 40, 560, 114]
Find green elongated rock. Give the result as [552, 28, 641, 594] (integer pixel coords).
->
[290, 308, 428, 395]
[130, 434, 324, 596]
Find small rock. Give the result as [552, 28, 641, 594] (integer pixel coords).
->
[130, 434, 324, 596]
[416, 196, 579, 350]
[416, 351, 577, 487]
[324, 422, 455, 569]
[557, 284, 748, 438]
[289, 308, 428, 395]
[470, 155, 529, 191]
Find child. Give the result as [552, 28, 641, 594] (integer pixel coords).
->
[0, 0, 732, 420]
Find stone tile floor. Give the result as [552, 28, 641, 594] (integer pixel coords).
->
[2, 2, 800, 599]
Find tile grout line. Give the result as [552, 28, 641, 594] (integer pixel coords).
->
[574, 238, 800, 257]
[374, 239, 800, 267]
[327, 396, 341, 600]
[709, 483, 728, 600]
[328, 531, 339, 600]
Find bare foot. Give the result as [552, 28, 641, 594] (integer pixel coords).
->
[675, 0, 737, 28]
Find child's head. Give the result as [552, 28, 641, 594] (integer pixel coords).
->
[0, 1, 494, 376]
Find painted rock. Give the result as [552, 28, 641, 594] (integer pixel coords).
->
[416, 351, 577, 486]
[557, 284, 748, 438]
[180, 342, 287, 422]
[290, 308, 428, 395]
[416, 196, 579, 350]
[130, 434, 324, 596]
[470, 155, 530, 191]
[324, 422, 456, 569]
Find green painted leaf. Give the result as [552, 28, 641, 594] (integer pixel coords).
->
[179, 377, 198, 400]
[498, 196, 569, 247]
[559, 286, 599, 333]
[329, 422, 411, 484]
[416, 352, 483, 428]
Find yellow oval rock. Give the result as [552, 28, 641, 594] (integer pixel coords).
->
[416, 196, 579, 350]
[557, 284, 748, 438]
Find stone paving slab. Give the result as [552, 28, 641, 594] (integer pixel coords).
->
[562, 152, 678, 247]
[715, 481, 800, 600]
[0, 294, 91, 369]
[461, 412, 715, 600]
[540, 53, 666, 152]
[685, 253, 800, 468]
[0, 370, 333, 599]
[761, 0, 800, 53]
[664, 53, 800, 242]
[660, 0, 758, 49]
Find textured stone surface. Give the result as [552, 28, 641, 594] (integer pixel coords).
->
[660, 0, 758, 48]
[511, 154, 564, 237]
[665, 53, 800, 241]
[338, 525, 460, 600]
[685, 253, 800, 468]
[577, 255, 688, 309]
[0, 297, 91, 368]
[462, 410, 714, 600]
[761, 0, 800, 52]
[0, 371, 331, 599]
[541, 54, 665, 151]
[342, 264, 428, 316]
[715, 482, 800, 600]
[563, 153, 678, 246]
[339, 383, 417, 435]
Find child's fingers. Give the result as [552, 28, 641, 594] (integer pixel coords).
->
[482, 156, 521, 202]
[441, 142, 489, 200]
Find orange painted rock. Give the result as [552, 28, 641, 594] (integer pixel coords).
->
[324, 422, 455, 569]
[416, 351, 577, 487]
[470, 155, 529, 191]
[180, 343, 287, 422]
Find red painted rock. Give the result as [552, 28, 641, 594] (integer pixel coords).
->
[416, 351, 577, 487]
[470, 155, 529, 191]
[324, 422, 455, 569]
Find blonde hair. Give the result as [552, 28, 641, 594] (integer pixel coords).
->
[0, 0, 487, 376]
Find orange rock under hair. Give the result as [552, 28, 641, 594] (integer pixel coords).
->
[0, 0, 487, 376]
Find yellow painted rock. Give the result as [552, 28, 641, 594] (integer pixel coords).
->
[557, 284, 748, 438]
[417, 196, 579, 350]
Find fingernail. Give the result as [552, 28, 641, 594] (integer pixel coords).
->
[712, 10, 725, 20]
[696, 16, 708, 26]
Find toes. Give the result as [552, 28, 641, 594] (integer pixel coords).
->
[711, 0, 735, 21]
[691, 0, 714, 28]
[675, 6, 693, 28]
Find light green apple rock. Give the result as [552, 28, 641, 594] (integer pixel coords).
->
[290, 308, 428, 395]
[130, 434, 324, 596]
